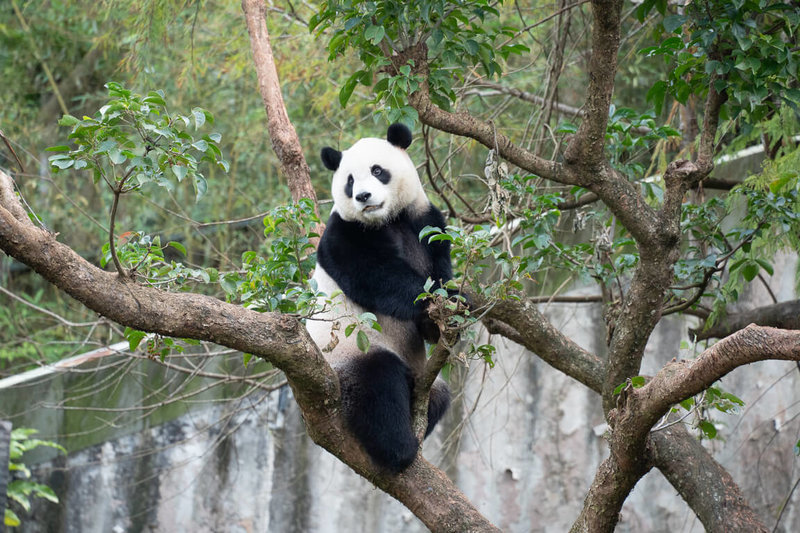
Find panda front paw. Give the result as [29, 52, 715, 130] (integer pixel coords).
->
[415, 308, 441, 344]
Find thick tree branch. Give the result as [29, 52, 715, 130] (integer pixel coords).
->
[476, 293, 605, 392]
[574, 325, 798, 532]
[0, 170, 28, 223]
[241, 0, 323, 238]
[650, 425, 768, 533]
[563, 0, 623, 167]
[629, 325, 800, 434]
[696, 79, 728, 174]
[401, 44, 579, 187]
[690, 300, 800, 341]
[569, 447, 652, 533]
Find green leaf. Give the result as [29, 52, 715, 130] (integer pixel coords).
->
[364, 25, 385, 45]
[191, 139, 208, 152]
[356, 330, 370, 353]
[663, 14, 687, 33]
[754, 259, 773, 276]
[33, 484, 59, 503]
[339, 73, 360, 108]
[243, 353, 253, 367]
[698, 420, 717, 439]
[45, 145, 70, 152]
[631, 376, 646, 388]
[167, 241, 187, 256]
[108, 149, 126, 165]
[58, 114, 80, 127]
[5, 508, 21, 527]
[192, 108, 206, 129]
[741, 262, 759, 282]
[194, 174, 208, 200]
[125, 328, 147, 351]
[50, 158, 74, 170]
[172, 165, 188, 182]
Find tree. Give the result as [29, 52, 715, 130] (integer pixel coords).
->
[2, 1, 800, 531]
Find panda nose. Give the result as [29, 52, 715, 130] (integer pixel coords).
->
[355, 191, 371, 203]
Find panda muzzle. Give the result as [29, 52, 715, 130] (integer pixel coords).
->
[362, 203, 384, 213]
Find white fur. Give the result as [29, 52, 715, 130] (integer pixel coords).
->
[306, 266, 421, 367]
[330, 137, 428, 225]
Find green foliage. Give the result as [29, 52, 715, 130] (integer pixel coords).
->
[5, 428, 64, 528]
[221, 199, 321, 316]
[99, 231, 218, 285]
[310, 0, 528, 123]
[604, 104, 680, 179]
[668, 385, 745, 441]
[637, 0, 800, 118]
[48, 82, 228, 199]
[421, 184, 564, 299]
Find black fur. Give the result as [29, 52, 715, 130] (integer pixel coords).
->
[371, 164, 392, 184]
[344, 175, 354, 198]
[339, 349, 419, 472]
[426, 383, 451, 437]
[387, 123, 413, 149]
[316, 205, 452, 333]
[321, 147, 342, 171]
[341, 349, 452, 471]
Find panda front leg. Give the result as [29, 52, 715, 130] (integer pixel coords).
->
[338, 349, 420, 472]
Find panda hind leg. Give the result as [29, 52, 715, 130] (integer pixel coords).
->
[339, 349, 419, 472]
[425, 378, 451, 437]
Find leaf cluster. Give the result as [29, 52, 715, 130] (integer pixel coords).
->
[221, 199, 321, 316]
[5, 428, 64, 528]
[48, 82, 229, 200]
[310, 0, 528, 123]
[638, 0, 800, 119]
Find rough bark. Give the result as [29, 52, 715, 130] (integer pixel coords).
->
[691, 299, 800, 340]
[478, 294, 605, 392]
[629, 325, 800, 433]
[650, 425, 769, 533]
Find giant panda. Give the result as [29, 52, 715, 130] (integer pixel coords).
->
[306, 123, 452, 472]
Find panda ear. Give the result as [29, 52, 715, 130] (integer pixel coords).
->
[321, 147, 342, 171]
[387, 123, 412, 150]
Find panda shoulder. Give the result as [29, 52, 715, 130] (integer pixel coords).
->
[409, 202, 447, 233]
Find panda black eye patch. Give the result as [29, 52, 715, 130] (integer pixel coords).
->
[371, 165, 391, 184]
[345, 174, 354, 198]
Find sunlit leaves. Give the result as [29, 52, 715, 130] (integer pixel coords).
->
[223, 199, 321, 316]
[48, 82, 228, 201]
[310, 0, 528, 123]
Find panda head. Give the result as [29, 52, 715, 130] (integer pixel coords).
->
[320, 124, 427, 226]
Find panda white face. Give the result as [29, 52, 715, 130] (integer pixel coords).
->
[321, 125, 428, 226]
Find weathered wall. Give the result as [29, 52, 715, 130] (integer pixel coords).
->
[3, 253, 799, 532]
